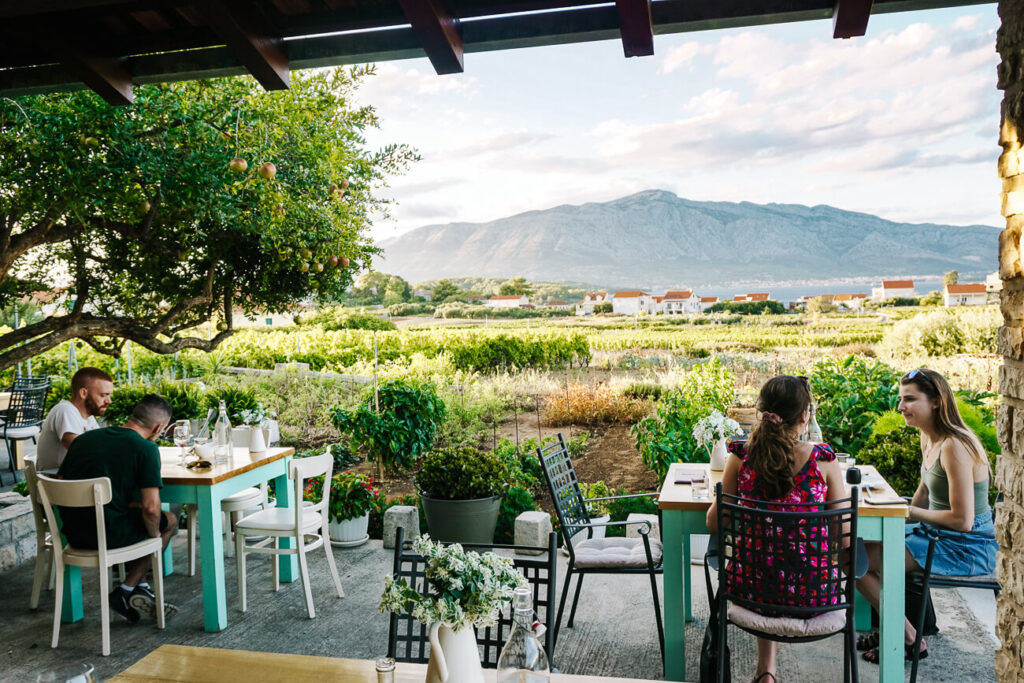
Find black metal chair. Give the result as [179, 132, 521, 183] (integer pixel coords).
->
[386, 527, 559, 669]
[711, 481, 865, 683]
[536, 433, 664, 666]
[1, 380, 50, 485]
[908, 499, 1002, 683]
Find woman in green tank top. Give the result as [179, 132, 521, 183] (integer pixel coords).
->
[856, 368, 997, 664]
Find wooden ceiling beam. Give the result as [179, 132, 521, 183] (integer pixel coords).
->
[833, 0, 874, 38]
[46, 26, 134, 105]
[615, 0, 654, 57]
[397, 0, 463, 75]
[205, 0, 290, 90]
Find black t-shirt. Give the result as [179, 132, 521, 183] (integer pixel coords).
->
[57, 426, 163, 549]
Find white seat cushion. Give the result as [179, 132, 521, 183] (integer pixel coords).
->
[235, 507, 321, 534]
[5, 425, 40, 439]
[728, 602, 848, 637]
[221, 487, 264, 512]
[574, 536, 663, 569]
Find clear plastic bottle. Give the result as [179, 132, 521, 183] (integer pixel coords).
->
[806, 401, 823, 443]
[213, 399, 232, 465]
[497, 587, 550, 683]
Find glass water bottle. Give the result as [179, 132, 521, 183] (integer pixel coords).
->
[497, 587, 550, 683]
[213, 400, 232, 465]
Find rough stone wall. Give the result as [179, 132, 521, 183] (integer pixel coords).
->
[0, 493, 37, 572]
[996, 3, 1024, 680]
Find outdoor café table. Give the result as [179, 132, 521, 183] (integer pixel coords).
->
[109, 644, 662, 682]
[60, 446, 297, 632]
[658, 461, 908, 682]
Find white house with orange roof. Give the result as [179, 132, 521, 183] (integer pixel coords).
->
[578, 291, 609, 315]
[486, 295, 529, 309]
[746, 292, 770, 302]
[612, 290, 654, 315]
[547, 300, 571, 310]
[872, 279, 916, 302]
[943, 283, 988, 307]
[699, 296, 719, 312]
[655, 290, 701, 315]
[835, 293, 869, 309]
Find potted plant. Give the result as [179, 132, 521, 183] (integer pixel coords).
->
[328, 472, 380, 546]
[379, 535, 527, 681]
[415, 446, 509, 544]
[692, 410, 743, 471]
[576, 481, 613, 544]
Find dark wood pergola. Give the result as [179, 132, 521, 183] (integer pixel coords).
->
[0, 0, 992, 106]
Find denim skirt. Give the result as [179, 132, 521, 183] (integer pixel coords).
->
[905, 512, 998, 576]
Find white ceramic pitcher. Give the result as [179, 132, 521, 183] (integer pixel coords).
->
[425, 622, 484, 683]
[709, 437, 729, 471]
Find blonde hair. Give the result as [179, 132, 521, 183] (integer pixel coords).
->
[900, 368, 988, 468]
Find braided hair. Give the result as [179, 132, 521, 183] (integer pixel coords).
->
[747, 375, 812, 500]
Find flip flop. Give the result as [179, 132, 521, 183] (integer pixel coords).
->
[751, 673, 777, 683]
[862, 640, 928, 663]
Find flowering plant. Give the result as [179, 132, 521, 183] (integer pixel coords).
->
[238, 404, 276, 426]
[303, 471, 381, 523]
[692, 410, 742, 456]
[379, 534, 527, 630]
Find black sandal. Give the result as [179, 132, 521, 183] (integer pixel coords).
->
[751, 673, 777, 683]
[862, 640, 928, 663]
[856, 630, 879, 651]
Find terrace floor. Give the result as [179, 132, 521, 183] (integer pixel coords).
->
[0, 531, 998, 682]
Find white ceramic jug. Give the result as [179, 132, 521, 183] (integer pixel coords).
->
[248, 425, 267, 453]
[426, 622, 484, 683]
[709, 438, 729, 471]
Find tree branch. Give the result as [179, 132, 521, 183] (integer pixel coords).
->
[153, 263, 216, 334]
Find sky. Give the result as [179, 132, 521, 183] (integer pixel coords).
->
[354, 5, 1003, 241]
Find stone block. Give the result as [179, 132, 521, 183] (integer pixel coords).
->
[1000, 149, 1022, 177]
[0, 545, 15, 573]
[1000, 225, 1022, 280]
[10, 510, 35, 540]
[625, 513, 660, 541]
[1001, 114, 1021, 152]
[1000, 364, 1024, 401]
[514, 511, 552, 555]
[15, 535, 37, 565]
[383, 505, 419, 549]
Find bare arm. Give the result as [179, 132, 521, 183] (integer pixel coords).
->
[910, 442, 975, 532]
[706, 453, 741, 532]
[139, 487, 162, 537]
[820, 459, 852, 550]
[60, 432, 78, 450]
[910, 480, 929, 509]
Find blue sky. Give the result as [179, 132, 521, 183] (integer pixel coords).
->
[356, 5, 1002, 240]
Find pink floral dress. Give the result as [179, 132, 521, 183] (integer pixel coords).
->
[724, 440, 841, 615]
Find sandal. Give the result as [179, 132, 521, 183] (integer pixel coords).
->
[862, 640, 928, 663]
[856, 630, 879, 651]
[751, 674, 777, 683]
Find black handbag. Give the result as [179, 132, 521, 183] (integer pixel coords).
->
[700, 558, 732, 683]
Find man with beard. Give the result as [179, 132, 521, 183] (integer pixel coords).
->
[35, 367, 113, 471]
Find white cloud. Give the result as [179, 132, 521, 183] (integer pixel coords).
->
[659, 42, 701, 74]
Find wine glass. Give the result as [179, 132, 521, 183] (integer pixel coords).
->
[36, 663, 95, 682]
[173, 420, 191, 464]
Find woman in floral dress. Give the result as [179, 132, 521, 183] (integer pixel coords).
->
[706, 375, 848, 683]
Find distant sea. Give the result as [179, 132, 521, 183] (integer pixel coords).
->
[688, 276, 951, 306]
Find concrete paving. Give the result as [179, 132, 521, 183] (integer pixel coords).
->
[0, 532, 998, 682]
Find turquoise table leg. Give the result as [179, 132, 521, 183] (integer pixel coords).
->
[272, 462, 298, 582]
[197, 485, 227, 632]
[855, 586, 872, 631]
[60, 566, 83, 623]
[662, 510, 685, 682]
[161, 502, 173, 576]
[878, 516, 905, 682]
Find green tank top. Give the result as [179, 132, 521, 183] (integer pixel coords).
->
[921, 455, 990, 518]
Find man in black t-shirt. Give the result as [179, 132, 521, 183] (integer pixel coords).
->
[58, 394, 178, 623]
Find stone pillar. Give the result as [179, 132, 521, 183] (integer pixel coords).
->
[995, 4, 1024, 679]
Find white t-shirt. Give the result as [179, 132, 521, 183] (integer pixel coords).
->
[35, 400, 100, 471]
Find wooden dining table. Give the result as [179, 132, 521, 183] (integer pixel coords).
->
[61, 446, 297, 633]
[658, 461, 909, 682]
[110, 644, 658, 682]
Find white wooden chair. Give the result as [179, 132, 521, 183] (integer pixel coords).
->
[185, 484, 269, 575]
[234, 453, 343, 618]
[36, 474, 166, 656]
[22, 455, 54, 609]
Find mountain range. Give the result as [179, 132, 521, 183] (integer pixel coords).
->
[375, 190, 1000, 289]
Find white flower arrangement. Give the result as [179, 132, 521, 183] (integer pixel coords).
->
[692, 410, 742, 456]
[238, 405, 277, 426]
[379, 534, 527, 631]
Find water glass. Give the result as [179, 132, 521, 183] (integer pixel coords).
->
[836, 452, 851, 465]
[36, 663, 95, 683]
[691, 472, 709, 500]
[173, 420, 191, 464]
[375, 656, 395, 683]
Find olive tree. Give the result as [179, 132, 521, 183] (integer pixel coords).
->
[0, 67, 416, 370]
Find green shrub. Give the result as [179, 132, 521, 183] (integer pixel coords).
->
[593, 301, 613, 314]
[623, 382, 663, 401]
[387, 302, 435, 316]
[495, 484, 539, 543]
[332, 379, 446, 474]
[302, 306, 397, 331]
[203, 386, 260, 423]
[633, 358, 736, 480]
[856, 424, 921, 497]
[415, 445, 511, 500]
[605, 487, 659, 537]
[708, 300, 786, 315]
[879, 308, 1000, 359]
[810, 355, 900, 455]
[579, 481, 614, 516]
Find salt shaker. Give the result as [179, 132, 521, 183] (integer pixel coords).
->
[375, 656, 396, 683]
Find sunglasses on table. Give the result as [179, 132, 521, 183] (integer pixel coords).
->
[185, 459, 212, 469]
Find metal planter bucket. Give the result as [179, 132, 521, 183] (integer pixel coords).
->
[420, 494, 502, 544]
